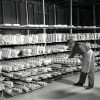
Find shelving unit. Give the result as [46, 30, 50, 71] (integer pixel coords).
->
[0, 0, 100, 98]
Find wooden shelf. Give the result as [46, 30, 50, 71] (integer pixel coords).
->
[0, 25, 100, 30]
[0, 50, 70, 61]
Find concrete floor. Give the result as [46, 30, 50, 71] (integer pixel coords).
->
[1, 72, 100, 100]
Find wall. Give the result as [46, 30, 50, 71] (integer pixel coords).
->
[79, 6, 93, 26]
[0, 0, 99, 26]
[96, 5, 100, 27]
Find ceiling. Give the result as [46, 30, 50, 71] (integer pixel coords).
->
[45, 0, 100, 6]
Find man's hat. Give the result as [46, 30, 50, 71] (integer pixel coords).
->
[66, 38, 74, 45]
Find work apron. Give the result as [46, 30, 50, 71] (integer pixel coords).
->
[81, 49, 95, 73]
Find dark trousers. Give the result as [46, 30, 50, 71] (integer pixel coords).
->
[78, 69, 94, 86]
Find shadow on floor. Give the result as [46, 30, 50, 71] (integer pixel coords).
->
[55, 78, 75, 85]
[42, 90, 77, 99]
[40, 85, 79, 99]
[94, 87, 100, 94]
[42, 88, 100, 100]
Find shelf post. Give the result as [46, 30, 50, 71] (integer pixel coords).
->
[43, 0, 45, 25]
[70, 0, 72, 34]
[54, 4, 56, 25]
[42, 0, 46, 33]
[42, 0, 46, 49]
[93, 3, 97, 64]
[26, 0, 28, 25]
[25, 0, 29, 34]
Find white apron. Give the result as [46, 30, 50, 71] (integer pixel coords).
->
[81, 49, 95, 73]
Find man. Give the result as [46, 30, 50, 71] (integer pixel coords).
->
[67, 39, 95, 89]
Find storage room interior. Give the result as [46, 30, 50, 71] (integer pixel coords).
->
[0, 0, 100, 100]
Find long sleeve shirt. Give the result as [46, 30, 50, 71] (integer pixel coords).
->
[69, 42, 91, 58]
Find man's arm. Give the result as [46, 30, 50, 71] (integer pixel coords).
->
[69, 43, 78, 58]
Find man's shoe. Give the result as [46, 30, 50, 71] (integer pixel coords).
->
[73, 83, 83, 87]
[86, 86, 93, 90]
